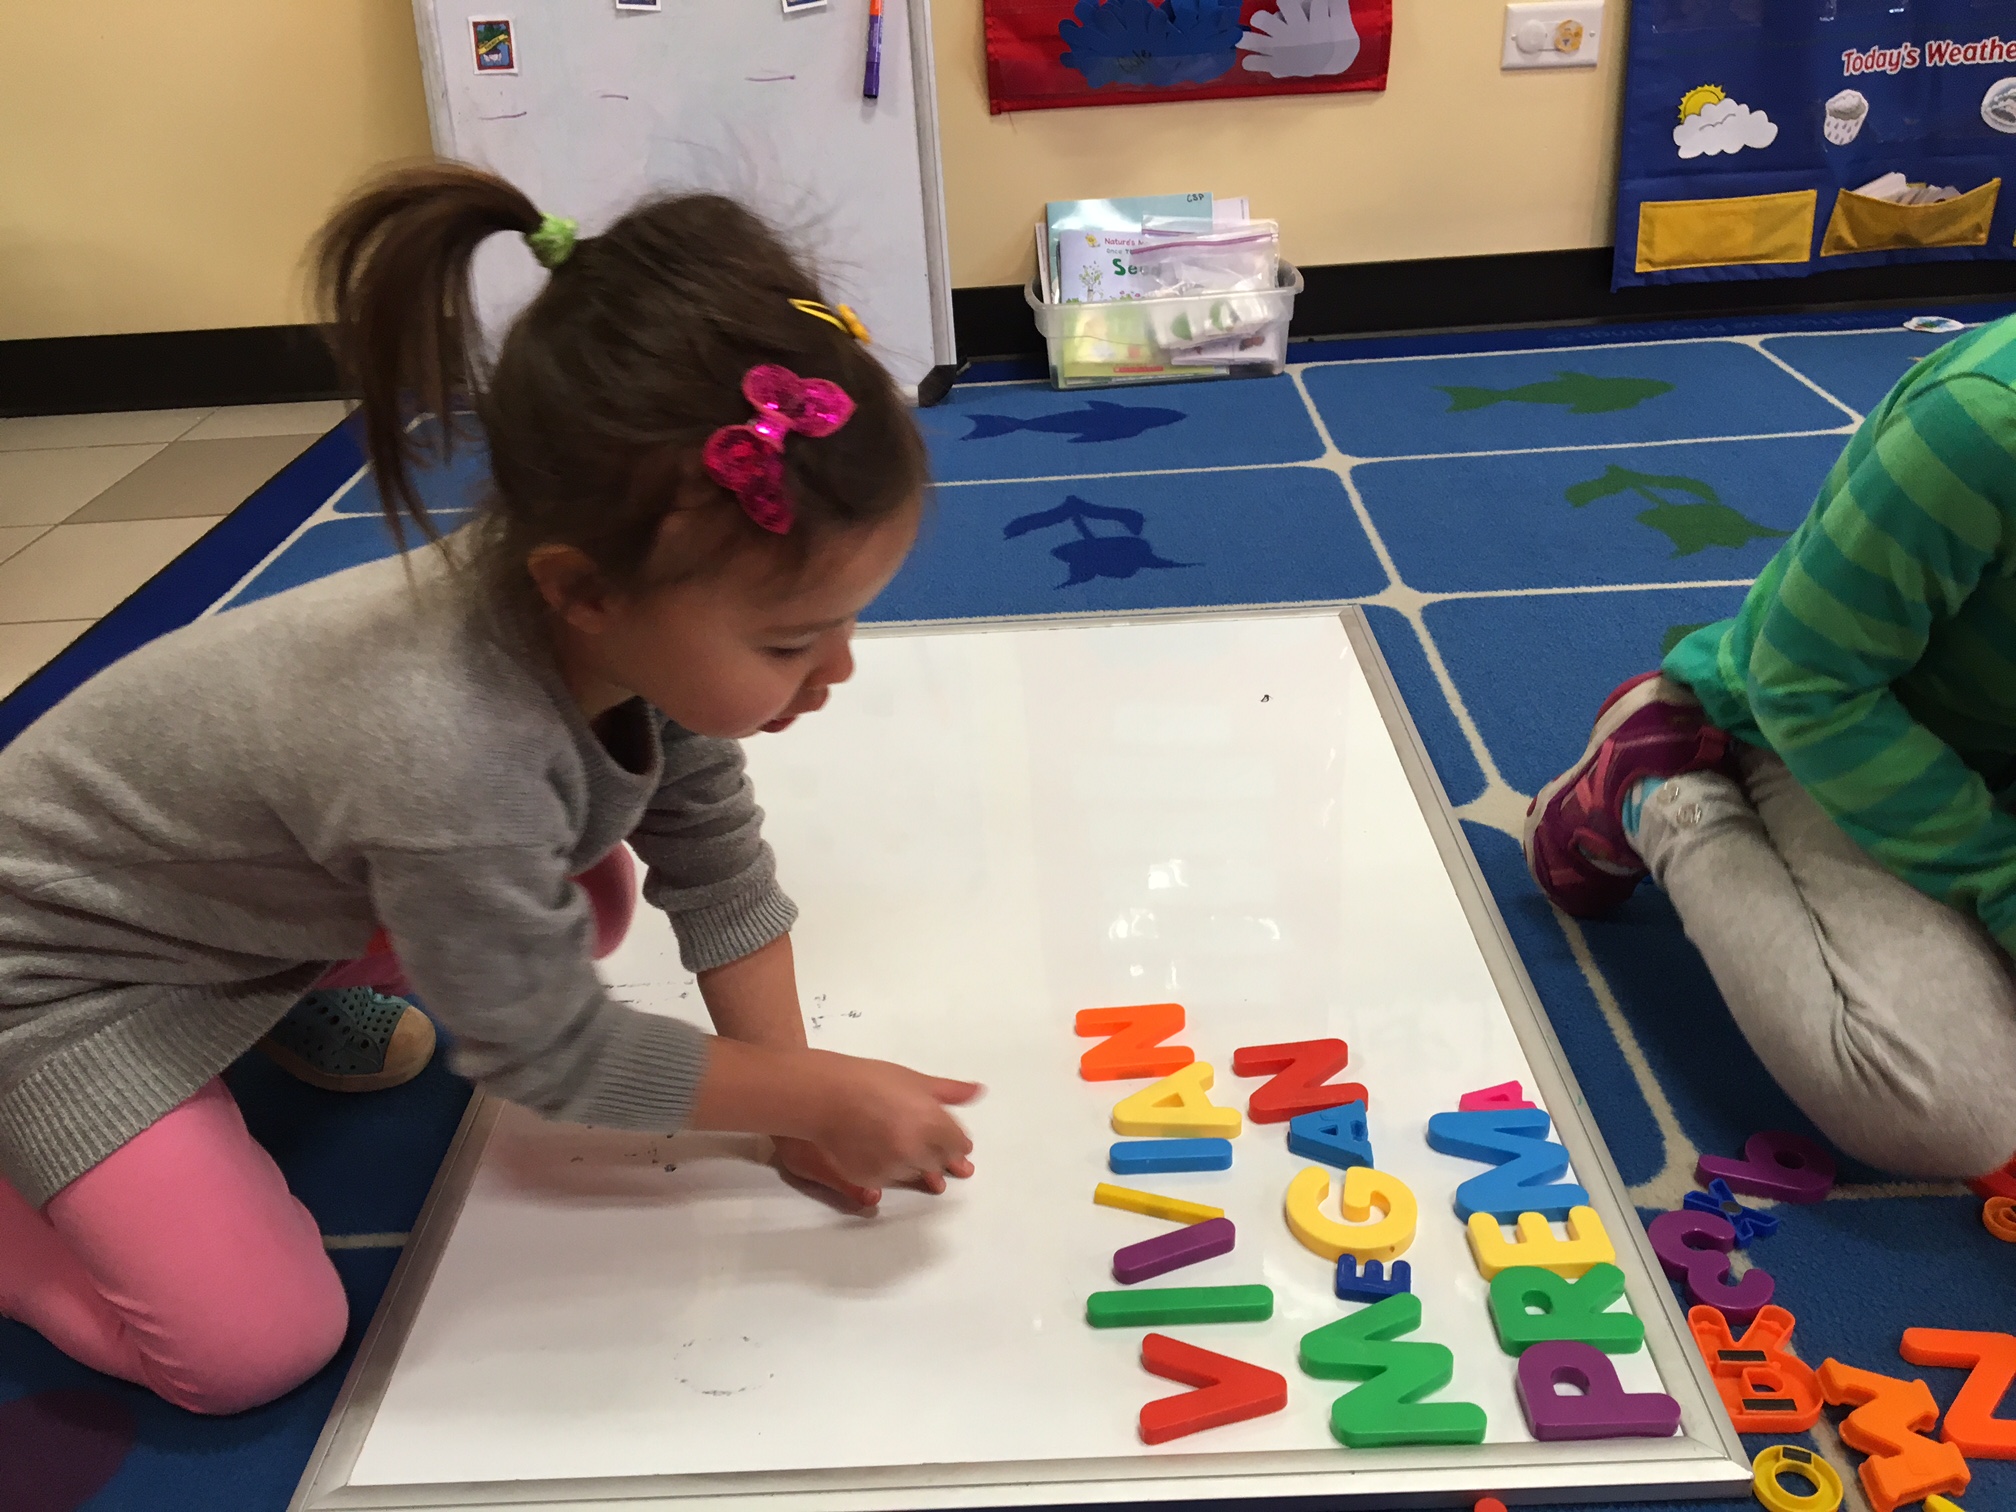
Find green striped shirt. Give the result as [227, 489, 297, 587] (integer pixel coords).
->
[1665, 313, 2016, 954]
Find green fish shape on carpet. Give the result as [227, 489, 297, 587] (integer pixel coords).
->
[1565, 463, 1789, 558]
[1436, 371, 1675, 415]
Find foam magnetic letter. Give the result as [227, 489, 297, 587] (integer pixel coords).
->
[1335, 1257, 1412, 1304]
[1687, 1303, 1821, 1432]
[1487, 1263, 1644, 1355]
[1110, 1061, 1241, 1137]
[1457, 1080, 1535, 1111]
[1647, 1210, 1774, 1325]
[1076, 1003, 1193, 1081]
[1515, 1340, 1680, 1440]
[1297, 1292, 1487, 1448]
[1285, 1165, 1416, 1263]
[1137, 1332, 1287, 1444]
[1696, 1130, 1835, 1203]
[1900, 1327, 2016, 1459]
[1465, 1206, 1615, 1280]
[1818, 1357, 1970, 1512]
[1230, 1039, 1366, 1123]
[1751, 1445, 1845, 1512]
[1287, 1101, 1373, 1170]
[1681, 1178, 1779, 1247]
[1426, 1108, 1589, 1222]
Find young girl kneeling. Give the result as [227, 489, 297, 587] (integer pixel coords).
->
[0, 166, 975, 1414]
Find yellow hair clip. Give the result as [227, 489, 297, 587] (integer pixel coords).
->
[790, 298, 871, 344]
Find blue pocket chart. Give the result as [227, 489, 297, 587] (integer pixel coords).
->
[1615, 0, 2016, 288]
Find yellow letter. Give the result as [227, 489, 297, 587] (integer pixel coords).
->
[1466, 1205, 1614, 1279]
[1111, 1061, 1241, 1137]
[1284, 1165, 1417, 1263]
[1092, 1184, 1223, 1225]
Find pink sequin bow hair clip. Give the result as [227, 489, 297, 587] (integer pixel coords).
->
[701, 365, 856, 534]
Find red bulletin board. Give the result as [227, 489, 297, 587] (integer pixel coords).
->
[985, 0, 1391, 114]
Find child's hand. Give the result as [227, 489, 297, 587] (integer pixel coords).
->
[801, 1051, 979, 1193]
[689, 1038, 979, 1196]
[774, 1135, 884, 1209]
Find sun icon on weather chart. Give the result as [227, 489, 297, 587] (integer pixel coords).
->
[1678, 83, 1726, 122]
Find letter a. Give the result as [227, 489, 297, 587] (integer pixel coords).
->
[1111, 1062, 1241, 1137]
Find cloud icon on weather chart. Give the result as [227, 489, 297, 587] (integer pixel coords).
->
[1238, 0, 1361, 78]
[1672, 84, 1778, 159]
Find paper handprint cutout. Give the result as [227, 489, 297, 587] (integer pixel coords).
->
[1237, 0, 1361, 78]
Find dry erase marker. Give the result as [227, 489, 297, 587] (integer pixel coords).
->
[863, 0, 883, 99]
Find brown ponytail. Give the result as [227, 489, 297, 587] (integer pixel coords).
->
[316, 164, 541, 547]
[314, 160, 925, 585]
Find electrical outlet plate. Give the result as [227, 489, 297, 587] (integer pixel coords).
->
[1502, 1, 1603, 69]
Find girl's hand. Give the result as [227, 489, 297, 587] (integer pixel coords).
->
[774, 1135, 883, 1209]
[689, 1038, 979, 1193]
[801, 1051, 979, 1193]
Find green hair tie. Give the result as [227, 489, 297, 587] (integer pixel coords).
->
[525, 213, 579, 270]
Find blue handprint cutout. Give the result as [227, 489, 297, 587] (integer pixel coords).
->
[1004, 496, 1194, 588]
[1058, 0, 1244, 90]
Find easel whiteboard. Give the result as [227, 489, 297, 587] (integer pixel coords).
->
[410, 0, 956, 398]
[290, 610, 1750, 1511]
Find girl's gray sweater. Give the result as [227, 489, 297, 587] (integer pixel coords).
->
[0, 549, 794, 1206]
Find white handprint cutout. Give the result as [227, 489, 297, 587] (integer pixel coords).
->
[1237, 0, 1360, 78]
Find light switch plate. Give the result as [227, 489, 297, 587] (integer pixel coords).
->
[1502, 1, 1603, 69]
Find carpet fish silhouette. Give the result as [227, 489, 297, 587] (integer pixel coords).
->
[1004, 496, 1195, 586]
[964, 399, 1185, 444]
[1437, 372, 1674, 415]
[1566, 464, 1788, 557]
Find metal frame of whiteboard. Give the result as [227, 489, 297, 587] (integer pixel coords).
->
[406, 0, 956, 392]
[289, 607, 1750, 1512]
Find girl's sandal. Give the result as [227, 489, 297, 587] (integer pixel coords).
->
[258, 987, 437, 1093]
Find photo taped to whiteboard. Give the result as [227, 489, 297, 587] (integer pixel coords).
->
[470, 16, 517, 73]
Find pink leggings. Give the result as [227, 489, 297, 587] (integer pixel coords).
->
[0, 848, 635, 1415]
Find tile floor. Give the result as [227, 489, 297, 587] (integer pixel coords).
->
[0, 400, 350, 698]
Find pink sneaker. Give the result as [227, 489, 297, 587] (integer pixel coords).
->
[1523, 672, 1731, 916]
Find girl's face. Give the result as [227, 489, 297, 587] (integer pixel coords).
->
[537, 502, 920, 740]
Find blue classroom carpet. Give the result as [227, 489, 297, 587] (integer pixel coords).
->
[6, 304, 2016, 1511]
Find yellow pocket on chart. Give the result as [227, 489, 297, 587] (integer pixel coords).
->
[1821, 178, 2000, 256]
[1635, 190, 1818, 273]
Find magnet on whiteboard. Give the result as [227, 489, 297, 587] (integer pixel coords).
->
[781, 0, 829, 14]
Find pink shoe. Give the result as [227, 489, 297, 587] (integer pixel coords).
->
[1523, 672, 1731, 917]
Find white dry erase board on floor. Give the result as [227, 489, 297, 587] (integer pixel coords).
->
[409, 0, 957, 400]
[290, 610, 1751, 1511]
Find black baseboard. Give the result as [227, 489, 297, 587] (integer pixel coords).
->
[11, 248, 2016, 416]
[0, 325, 343, 418]
[952, 247, 2016, 363]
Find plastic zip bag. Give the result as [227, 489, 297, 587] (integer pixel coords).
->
[1128, 223, 1281, 347]
[1132, 222, 1280, 296]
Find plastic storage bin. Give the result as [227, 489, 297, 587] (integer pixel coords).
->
[1024, 263, 1303, 390]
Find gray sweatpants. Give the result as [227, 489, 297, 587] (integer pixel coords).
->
[1637, 746, 2016, 1180]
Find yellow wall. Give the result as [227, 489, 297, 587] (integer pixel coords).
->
[0, 1, 433, 342]
[0, 0, 1626, 340]
[936, 0, 1629, 287]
